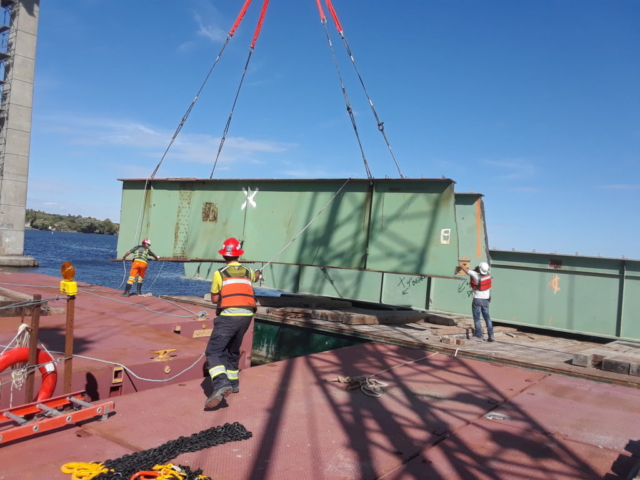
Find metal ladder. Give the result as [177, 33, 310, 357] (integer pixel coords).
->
[0, 391, 115, 444]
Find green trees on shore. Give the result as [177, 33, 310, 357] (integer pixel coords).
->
[26, 209, 119, 235]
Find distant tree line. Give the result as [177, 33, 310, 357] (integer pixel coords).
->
[25, 209, 119, 235]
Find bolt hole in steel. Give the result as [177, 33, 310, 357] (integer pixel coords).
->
[0, 435, 3, 442]
[97, 408, 102, 414]
[66, 416, 72, 423]
[164, 366, 171, 374]
[32, 425, 39, 432]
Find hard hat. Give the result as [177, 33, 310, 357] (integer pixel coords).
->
[478, 262, 490, 275]
[142, 238, 151, 246]
[218, 238, 244, 257]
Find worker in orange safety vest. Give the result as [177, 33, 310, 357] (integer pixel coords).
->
[204, 237, 261, 409]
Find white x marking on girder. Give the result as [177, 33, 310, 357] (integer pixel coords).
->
[241, 187, 259, 210]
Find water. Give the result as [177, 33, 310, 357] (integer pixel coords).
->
[23, 229, 216, 297]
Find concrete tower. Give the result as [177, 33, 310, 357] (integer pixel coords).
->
[0, 0, 37, 266]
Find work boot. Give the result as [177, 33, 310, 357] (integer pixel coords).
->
[121, 284, 132, 297]
[205, 385, 232, 409]
[231, 383, 239, 394]
[136, 283, 142, 296]
[488, 336, 496, 342]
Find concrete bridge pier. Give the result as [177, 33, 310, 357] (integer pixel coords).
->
[0, 0, 38, 266]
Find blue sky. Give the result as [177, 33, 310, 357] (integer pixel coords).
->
[29, 0, 639, 258]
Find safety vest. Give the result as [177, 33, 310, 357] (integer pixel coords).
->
[218, 265, 256, 310]
[470, 275, 492, 291]
[131, 246, 153, 263]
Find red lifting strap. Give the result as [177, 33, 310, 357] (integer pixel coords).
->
[250, 0, 271, 49]
[314, 0, 327, 22]
[229, 0, 254, 37]
[324, 0, 343, 34]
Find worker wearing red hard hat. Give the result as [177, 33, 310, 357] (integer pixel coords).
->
[204, 237, 261, 409]
[120, 238, 160, 297]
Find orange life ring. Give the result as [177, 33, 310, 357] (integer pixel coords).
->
[0, 346, 57, 401]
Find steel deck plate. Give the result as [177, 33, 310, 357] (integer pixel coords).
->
[43, 343, 546, 479]
[381, 418, 637, 480]
[1, 320, 639, 479]
[488, 373, 640, 456]
[0, 427, 134, 480]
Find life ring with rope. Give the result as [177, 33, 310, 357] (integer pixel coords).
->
[0, 346, 57, 401]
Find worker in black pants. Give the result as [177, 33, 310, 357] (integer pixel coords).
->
[204, 238, 261, 409]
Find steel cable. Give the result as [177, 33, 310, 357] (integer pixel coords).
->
[209, 49, 254, 178]
[130, 0, 255, 244]
[259, 177, 351, 271]
[210, 0, 271, 178]
[0, 296, 64, 311]
[0, 281, 202, 320]
[132, 37, 233, 245]
[337, 34, 404, 178]
[324, 0, 405, 178]
[319, 19, 372, 179]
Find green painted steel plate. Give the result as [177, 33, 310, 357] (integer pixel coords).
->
[118, 178, 465, 278]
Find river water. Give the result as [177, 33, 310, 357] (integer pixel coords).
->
[22, 229, 216, 297]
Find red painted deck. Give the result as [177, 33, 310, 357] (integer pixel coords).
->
[0, 272, 253, 407]
[1, 341, 638, 480]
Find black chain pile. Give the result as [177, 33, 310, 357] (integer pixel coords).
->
[94, 422, 252, 480]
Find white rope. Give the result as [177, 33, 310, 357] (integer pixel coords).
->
[0, 324, 31, 407]
[0, 356, 73, 389]
[0, 323, 28, 355]
[83, 290, 191, 318]
[11, 326, 30, 403]
[73, 352, 205, 383]
[82, 290, 193, 318]
[159, 296, 197, 315]
[260, 178, 352, 272]
[116, 259, 128, 290]
[147, 260, 166, 290]
[0, 343, 205, 384]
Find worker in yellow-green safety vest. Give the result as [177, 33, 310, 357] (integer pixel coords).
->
[121, 238, 160, 297]
[204, 237, 261, 409]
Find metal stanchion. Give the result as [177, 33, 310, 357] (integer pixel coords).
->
[64, 295, 75, 394]
[25, 294, 41, 401]
[60, 262, 78, 394]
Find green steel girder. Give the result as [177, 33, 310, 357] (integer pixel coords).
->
[118, 178, 488, 278]
[179, 188, 640, 341]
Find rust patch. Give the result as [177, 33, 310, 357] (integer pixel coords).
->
[475, 200, 483, 258]
[549, 258, 563, 269]
[202, 202, 218, 222]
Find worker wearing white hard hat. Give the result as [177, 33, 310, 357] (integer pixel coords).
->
[460, 261, 494, 342]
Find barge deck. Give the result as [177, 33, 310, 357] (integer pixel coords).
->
[0, 272, 638, 479]
[1, 341, 639, 479]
